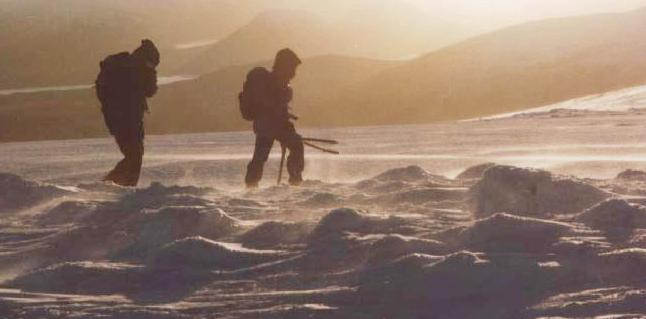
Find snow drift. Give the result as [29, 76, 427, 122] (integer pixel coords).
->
[151, 237, 288, 270]
[455, 213, 573, 253]
[469, 165, 609, 218]
[577, 199, 646, 232]
[0, 172, 71, 213]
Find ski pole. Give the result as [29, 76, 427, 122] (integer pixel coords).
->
[277, 143, 287, 185]
[302, 137, 339, 145]
[303, 141, 340, 154]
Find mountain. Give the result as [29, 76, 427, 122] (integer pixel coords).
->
[0, 55, 399, 142]
[179, 4, 474, 75]
[0, 0, 262, 89]
[3, 7, 646, 142]
[179, 10, 338, 75]
[314, 7, 646, 125]
[0, 0, 472, 89]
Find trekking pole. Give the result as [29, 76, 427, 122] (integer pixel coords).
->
[277, 143, 287, 185]
[303, 141, 340, 154]
[302, 137, 339, 145]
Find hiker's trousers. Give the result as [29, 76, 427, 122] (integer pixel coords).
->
[245, 129, 304, 186]
[104, 131, 144, 187]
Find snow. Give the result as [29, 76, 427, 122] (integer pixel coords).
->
[0, 173, 71, 213]
[240, 221, 313, 249]
[2, 107, 646, 317]
[577, 199, 646, 232]
[151, 237, 288, 270]
[456, 213, 574, 253]
[469, 165, 609, 218]
[0, 76, 196, 96]
[475, 84, 646, 120]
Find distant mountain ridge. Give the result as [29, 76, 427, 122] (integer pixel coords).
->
[0, 55, 400, 141]
[312, 7, 646, 126]
[2, 6, 646, 141]
[0, 1, 476, 89]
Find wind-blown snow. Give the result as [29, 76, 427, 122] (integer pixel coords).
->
[2, 106, 646, 318]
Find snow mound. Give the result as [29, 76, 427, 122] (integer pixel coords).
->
[151, 237, 287, 270]
[457, 213, 573, 253]
[469, 165, 609, 218]
[227, 198, 266, 207]
[577, 199, 646, 232]
[0, 173, 71, 213]
[40, 200, 98, 225]
[530, 286, 646, 318]
[616, 169, 646, 181]
[359, 251, 560, 318]
[598, 248, 646, 282]
[372, 165, 444, 183]
[240, 221, 313, 249]
[300, 192, 343, 207]
[368, 181, 408, 193]
[77, 181, 127, 193]
[117, 182, 214, 211]
[119, 206, 240, 258]
[307, 208, 406, 247]
[551, 236, 612, 257]
[456, 163, 496, 180]
[367, 235, 448, 265]
[9, 261, 144, 294]
[382, 188, 466, 205]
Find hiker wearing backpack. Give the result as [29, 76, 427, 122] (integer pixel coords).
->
[239, 48, 304, 188]
[95, 39, 160, 187]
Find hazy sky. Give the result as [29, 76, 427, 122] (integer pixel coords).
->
[408, 0, 646, 26]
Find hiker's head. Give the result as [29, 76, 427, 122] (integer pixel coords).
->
[272, 48, 301, 84]
[132, 39, 160, 68]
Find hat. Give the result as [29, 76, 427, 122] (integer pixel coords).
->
[274, 48, 301, 67]
[133, 39, 160, 67]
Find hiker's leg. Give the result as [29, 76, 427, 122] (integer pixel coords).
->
[104, 134, 130, 185]
[281, 132, 304, 185]
[121, 136, 144, 187]
[245, 135, 274, 187]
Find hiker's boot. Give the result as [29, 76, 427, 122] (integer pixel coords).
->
[288, 175, 303, 186]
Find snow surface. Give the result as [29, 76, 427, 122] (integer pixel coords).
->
[1, 108, 646, 318]
[0, 76, 196, 96]
[475, 84, 646, 120]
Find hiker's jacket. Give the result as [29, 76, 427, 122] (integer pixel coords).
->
[252, 73, 294, 136]
[96, 54, 157, 137]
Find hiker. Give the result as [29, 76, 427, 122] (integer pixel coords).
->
[95, 39, 159, 187]
[239, 48, 304, 187]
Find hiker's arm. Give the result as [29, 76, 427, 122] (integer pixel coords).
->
[140, 67, 158, 98]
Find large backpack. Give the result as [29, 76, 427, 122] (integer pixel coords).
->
[95, 52, 134, 134]
[95, 52, 132, 104]
[238, 67, 271, 121]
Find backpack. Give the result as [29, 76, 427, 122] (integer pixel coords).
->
[238, 67, 271, 121]
[95, 52, 132, 104]
[96, 52, 135, 134]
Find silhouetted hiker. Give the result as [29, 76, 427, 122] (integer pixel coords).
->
[95, 39, 159, 187]
[239, 48, 304, 188]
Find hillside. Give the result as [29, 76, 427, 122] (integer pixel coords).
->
[0, 55, 399, 142]
[0, 0, 261, 89]
[179, 4, 471, 75]
[3, 8, 646, 141]
[316, 7, 646, 125]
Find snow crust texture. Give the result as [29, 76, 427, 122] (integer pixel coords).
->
[1, 164, 645, 319]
